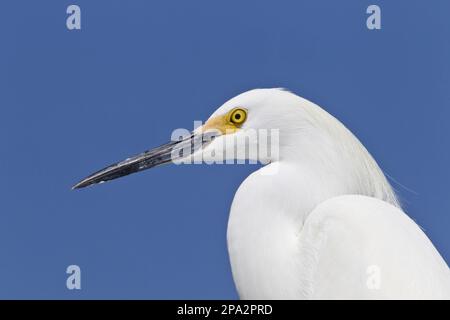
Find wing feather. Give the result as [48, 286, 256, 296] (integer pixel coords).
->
[298, 195, 450, 299]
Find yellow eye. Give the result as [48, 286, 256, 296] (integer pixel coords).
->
[228, 108, 247, 125]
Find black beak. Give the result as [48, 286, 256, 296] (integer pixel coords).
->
[72, 130, 217, 189]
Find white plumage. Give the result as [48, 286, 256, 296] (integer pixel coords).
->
[206, 89, 449, 299]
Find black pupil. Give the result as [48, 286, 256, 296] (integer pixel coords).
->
[234, 113, 241, 120]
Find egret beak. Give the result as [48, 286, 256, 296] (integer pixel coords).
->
[72, 130, 218, 190]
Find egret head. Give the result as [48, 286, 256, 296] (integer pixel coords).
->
[72, 89, 293, 189]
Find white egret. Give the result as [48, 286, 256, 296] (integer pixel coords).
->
[73, 89, 450, 299]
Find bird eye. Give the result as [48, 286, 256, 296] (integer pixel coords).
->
[228, 108, 247, 125]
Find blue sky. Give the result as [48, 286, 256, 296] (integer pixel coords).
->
[0, 0, 449, 298]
